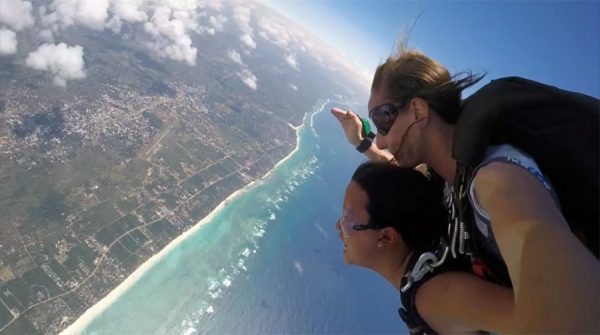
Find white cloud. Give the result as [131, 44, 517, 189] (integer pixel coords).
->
[240, 33, 256, 49]
[0, 28, 17, 55]
[143, 6, 197, 66]
[232, 5, 252, 32]
[25, 43, 86, 87]
[237, 69, 257, 90]
[106, 15, 123, 33]
[293, 261, 303, 274]
[34, 0, 228, 67]
[285, 53, 299, 71]
[233, 4, 256, 49]
[257, 17, 291, 49]
[208, 15, 227, 32]
[227, 49, 243, 65]
[0, 0, 34, 31]
[43, 0, 110, 31]
[200, 0, 225, 12]
[111, 0, 147, 23]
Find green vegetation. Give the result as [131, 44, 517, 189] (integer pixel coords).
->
[81, 201, 121, 231]
[2, 278, 29, 310]
[2, 317, 40, 335]
[68, 244, 97, 269]
[145, 218, 178, 239]
[48, 260, 70, 283]
[154, 135, 199, 176]
[95, 214, 140, 246]
[178, 138, 222, 163]
[22, 268, 64, 297]
[116, 195, 140, 213]
[123, 158, 152, 189]
[119, 234, 140, 253]
[0, 304, 12, 330]
[110, 243, 138, 270]
[62, 294, 87, 314]
[158, 192, 180, 209]
[129, 230, 148, 245]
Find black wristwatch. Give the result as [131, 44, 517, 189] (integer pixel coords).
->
[356, 138, 372, 153]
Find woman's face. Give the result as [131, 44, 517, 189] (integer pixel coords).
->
[336, 181, 381, 267]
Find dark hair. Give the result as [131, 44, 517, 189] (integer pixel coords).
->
[371, 43, 485, 124]
[351, 162, 446, 251]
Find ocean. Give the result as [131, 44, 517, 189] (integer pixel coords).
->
[65, 99, 406, 335]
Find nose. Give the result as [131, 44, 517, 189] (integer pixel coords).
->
[335, 219, 343, 240]
[375, 132, 388, 150]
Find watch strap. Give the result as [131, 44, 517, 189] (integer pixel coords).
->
[356, 138, 372, 153]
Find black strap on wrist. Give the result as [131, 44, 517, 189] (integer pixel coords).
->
[356, 138, 372, 153]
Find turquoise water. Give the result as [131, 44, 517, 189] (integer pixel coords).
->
[77, 100, 406, 334]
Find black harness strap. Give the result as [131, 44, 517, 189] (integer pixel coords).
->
[398, 247, 472, 335]
[399, 251, 438, 335]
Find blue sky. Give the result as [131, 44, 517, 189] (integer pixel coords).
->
[266, 1, 599, 97]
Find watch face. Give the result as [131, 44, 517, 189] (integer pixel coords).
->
[356, 138, 372, 153]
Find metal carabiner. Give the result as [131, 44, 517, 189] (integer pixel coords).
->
[400, 252, 439, 293]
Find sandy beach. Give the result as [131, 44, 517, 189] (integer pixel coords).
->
[61, 99, 328, 335]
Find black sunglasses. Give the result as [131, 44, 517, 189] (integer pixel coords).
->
[368, 102, 407, 136]
[352, 222, 385, 231]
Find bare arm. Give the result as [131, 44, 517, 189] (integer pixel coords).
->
[330, 107, 393, 162]
[416, 271, 516, 334]
[473, 162, 600, 333]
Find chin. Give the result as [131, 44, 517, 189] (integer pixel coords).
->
[343, 252, 358, 266]
[396, 157, 421, 169]
[393, 149, 419, 168]
[343, 253, 352, 264]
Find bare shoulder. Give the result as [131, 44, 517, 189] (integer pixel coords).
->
[471, 162, 525, 206]
[472, 161, 564, 226]
[415, 271, 515, 334]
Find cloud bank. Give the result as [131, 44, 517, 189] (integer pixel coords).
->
[25, 43, 86, 87]
[0, 0, 365, 88]
[0, 0, 35, 31]
[233, 5, 256, 49]
[41, 0, 110, 31]
[0, 28, 17, 55]
[39, 0, 204, 65]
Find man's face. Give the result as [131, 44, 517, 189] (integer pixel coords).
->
[368, 90, 423, 168]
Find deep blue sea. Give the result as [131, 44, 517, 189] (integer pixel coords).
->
[70, 99, 406, 334]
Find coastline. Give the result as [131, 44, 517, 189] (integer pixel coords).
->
[61, 98, 330, 335]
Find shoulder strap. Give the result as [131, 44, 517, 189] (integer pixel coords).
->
[398, 239, 454, 335]
[399, 252, 439, 335]
[398, 246, 474, 335]
[449, 164, 475, 258]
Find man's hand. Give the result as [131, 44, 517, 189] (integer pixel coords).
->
[331, 107, 363, 147]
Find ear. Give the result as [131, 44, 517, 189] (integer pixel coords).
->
[409, 97, 430, 124]
[378, 227, 400, 247]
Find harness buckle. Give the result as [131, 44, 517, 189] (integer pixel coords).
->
[401, 252, 438, 293]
